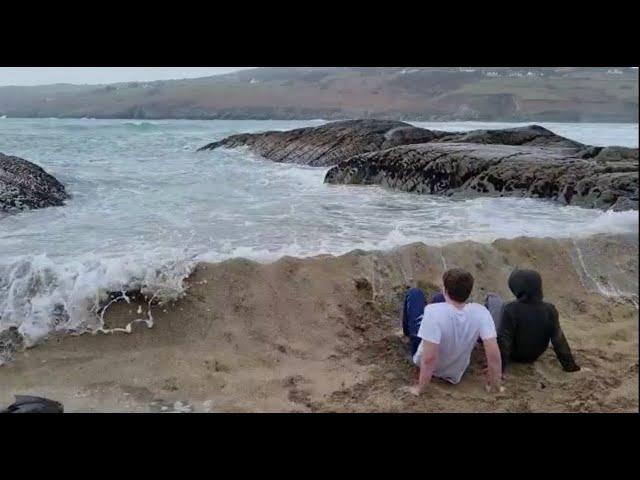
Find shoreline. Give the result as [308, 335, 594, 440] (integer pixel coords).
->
[1, 232, 637, 412]
[1, 116, 639, 125]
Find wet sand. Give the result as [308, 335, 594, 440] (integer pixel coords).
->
[1, 233, 637, 412]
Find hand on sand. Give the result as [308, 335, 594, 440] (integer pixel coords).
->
[400, 385, 422, 397]
[485, 384, 506, 394]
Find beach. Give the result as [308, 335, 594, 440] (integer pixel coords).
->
[2, 233, 636, 412]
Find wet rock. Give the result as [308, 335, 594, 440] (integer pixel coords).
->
[198, 119, 443, 166]
[1, 153, 69, 213]
[199, 121, 585, 166]
[1, 395, 64, 413]
[436, 124, 583, 149]
[199, 120, 638, 210]
[325, 140, 638, 211]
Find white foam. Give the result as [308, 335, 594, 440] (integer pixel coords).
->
[0, 252, 193, 347]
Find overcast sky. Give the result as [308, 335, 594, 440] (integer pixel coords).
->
[0, 67, 256, 86]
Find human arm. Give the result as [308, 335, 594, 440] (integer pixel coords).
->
[497, 307, 515, 374]
[482, 337, 503, 392]
[411, 340, 439, 395]
[404, 310, 440, 396]
[480, 308, 503, 392]
[549, 305, 580, 372]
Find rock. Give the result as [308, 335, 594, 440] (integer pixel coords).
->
[0, 153, 69, 213]
[199, 120, 638, 211]
[199, 121, 588, 166]
[1, 395, 64, 413]
[198, 119, 445, 166]
[590, 146, 639, 163]
[325, 142, 638, 211]
[435, 124, 584, 150]
[611, 196, 639, 212]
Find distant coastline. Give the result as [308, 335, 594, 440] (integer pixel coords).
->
[1, 114, 638, 124]
[1, 67, 637, 123]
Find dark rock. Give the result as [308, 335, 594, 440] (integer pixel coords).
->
[0, 153, 69, 213]
[611, 196, 639, 212]
[590, 146, 639, 163]
[199, 120, 587, 167]
[435, 124, 584, 150]
[325, 142, 638, 211]
[199, 119, 638, 211]
[1, 395, 64, 413]
[198, 119, 445, 166]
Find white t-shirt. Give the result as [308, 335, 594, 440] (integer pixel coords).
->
[413, 302, 496, 384]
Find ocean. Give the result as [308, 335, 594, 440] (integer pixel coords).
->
[1, 118, 638, 346]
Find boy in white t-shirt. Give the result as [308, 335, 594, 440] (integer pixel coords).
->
[403, 268, 503, 395]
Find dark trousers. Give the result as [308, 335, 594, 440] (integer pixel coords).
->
[402, 289, 445, 357]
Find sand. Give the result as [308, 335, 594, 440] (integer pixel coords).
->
[1, 233, 637, 413]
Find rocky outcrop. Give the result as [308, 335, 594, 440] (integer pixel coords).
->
[198, 120, 446, 166]
[434, 124, 585, 150]
[199, 120, 588, 166]
[0, 153, 69, 213]
[325, 142, 638, 211]
[200, 119, 638, 210]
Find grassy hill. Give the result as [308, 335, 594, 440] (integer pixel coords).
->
[0, 67, 637, 122]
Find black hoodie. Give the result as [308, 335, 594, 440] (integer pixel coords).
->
[497, 269, 580, 372]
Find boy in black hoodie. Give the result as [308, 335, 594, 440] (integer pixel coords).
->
[498, 269, 581, 373]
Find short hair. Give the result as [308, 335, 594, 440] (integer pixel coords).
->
[443, 268, 474, 303]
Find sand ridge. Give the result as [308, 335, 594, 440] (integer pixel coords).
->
[0, 233, 637, 412]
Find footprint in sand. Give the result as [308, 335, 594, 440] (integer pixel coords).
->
[162, 377, 179, 391]
[204, 359, 230, 372]
[610, 329, 631, 342]
[283, 375, 315, 410]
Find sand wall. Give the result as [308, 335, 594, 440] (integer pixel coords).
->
[1, 233, 637, 412]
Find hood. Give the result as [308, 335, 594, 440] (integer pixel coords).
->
[508, 269, 543, 303]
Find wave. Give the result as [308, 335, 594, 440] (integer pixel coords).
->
[120, 121, 165, 130]
[48, 121, 167, 133]
[0, 251, 194, 352]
